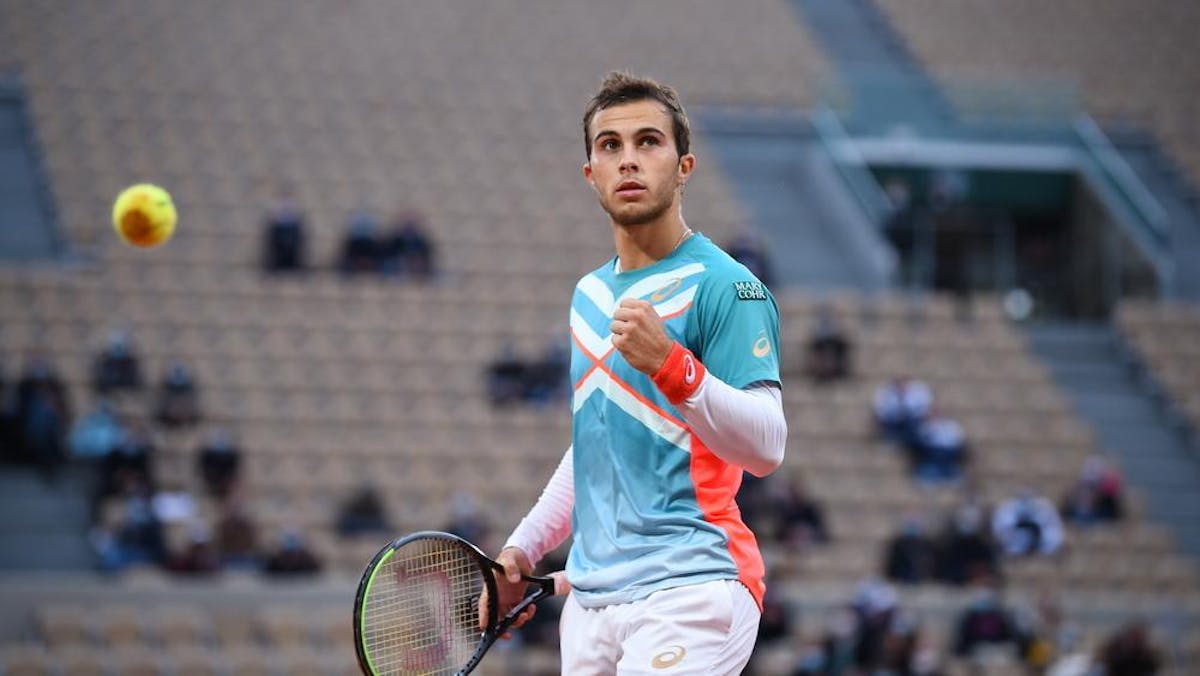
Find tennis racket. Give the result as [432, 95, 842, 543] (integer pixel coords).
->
[353, 531, 558, 676]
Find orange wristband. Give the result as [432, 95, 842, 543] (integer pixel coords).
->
[651, 342, 706, 405]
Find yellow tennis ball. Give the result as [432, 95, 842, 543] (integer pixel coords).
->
[112, 183, 177, 248]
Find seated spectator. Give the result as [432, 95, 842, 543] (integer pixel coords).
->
[14, 354, 71, 479]
[725, 226, 774, 288]
[264, 529, 323, 576]
[486, 342, 529, 407]
[166, 523, 221, 576]
[873, 376, 932, 446]
[936, 501, 1000, 586]
[70, 399, 126, 461]
[774, 475, 830, 550]
[1098, 621, 1160, 676]
[1061, 455, 1123, 524]
[91, 329, 144, 395]
[953, 582, 1027, 659]
[884, 514, 937, 584]
[381, 212, 435, 280]
[523, 335, 570, 406]
[849, 579, 899, 671]
[992, 489, 1064, 557]
[336, 484, 391, 536]
[215, 498, 261, 570]
[757, 587, 793, 646]
[339, 209, 382, 275]
[804, 305, 852, 384]
[908, 408, 968, 484]
[98, 422, 155, 502]
[90, 476, 166, 571]
[262, 189, 307, 273]
[196, 428, 241, 498]
[155, 361, 201, 428]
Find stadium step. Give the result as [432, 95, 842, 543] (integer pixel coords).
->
[1026, 320, 1200, 557]
[0, 76, 62, 262]
[0, 467, 93, 570]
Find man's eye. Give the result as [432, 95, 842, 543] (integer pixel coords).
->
[601, 139, 619, 151]
[639, 137, 660, 147]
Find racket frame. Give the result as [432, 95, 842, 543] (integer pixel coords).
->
[353, 530, 556, 676]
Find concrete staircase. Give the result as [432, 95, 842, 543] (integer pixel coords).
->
[1026, 321, 1200, 556]
[0, 76, 61, 261]
[0, 466, 94, 570]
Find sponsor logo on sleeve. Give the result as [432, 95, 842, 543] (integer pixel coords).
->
[752, 329, 772, 358]
[732, 281, 767, 301]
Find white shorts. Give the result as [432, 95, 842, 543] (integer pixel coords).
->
[558, 579, 760, 675]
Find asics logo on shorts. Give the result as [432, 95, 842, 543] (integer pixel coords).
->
[651, 645, 687, 669]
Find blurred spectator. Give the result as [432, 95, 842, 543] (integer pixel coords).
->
[487, 342, 528, 407]
[884, 514, 937, 584]
[873, 376, 932, 446]
[166, 523, 221, 576]
[339, 209, 382, 275]
[908, 408, 968, 484]
[849, 579, 899, 671]
[952, 583, 1027, 659]
[91, 476, 166, 571]
[15, 354, 71, 479]
[98, 423, 155, 501]
[735, 472, 770, 535]
[197, 428, 241, 498]
[774, 475, 830, 550]
[262, 189, 307, 273]
[264, 529, 323, 576]
[382, 212, 435, 280]
[757, 587, 793, 646]
[91, 329, 144, 395]
[155, 361, 201, 428]
[524, 335, 570, 406]
[936, 501, 1000, 586]
[1061, 455, 1123, 524]
[804, 305, 852, 384]
[725, 226, 774, 288]
[216, 497, 261, 570]
[336, 484, 390, 536]
[70, 399, 126, 460]
[1098, 621, 1160, 676]
[992, 490, 1064, 557]
[444, 492, 490, 550]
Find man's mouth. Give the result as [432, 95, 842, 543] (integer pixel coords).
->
[615, 180, 647, 198]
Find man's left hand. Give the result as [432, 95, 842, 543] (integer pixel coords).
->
[611, 299, 674, 374]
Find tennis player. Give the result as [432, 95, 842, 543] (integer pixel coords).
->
[489, 72, 787, 674]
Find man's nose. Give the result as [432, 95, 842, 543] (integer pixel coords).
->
[619, 147, 639, 173]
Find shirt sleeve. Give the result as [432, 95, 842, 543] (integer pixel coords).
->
[503, 447, 574, 566]
[688, 272, 782, 391]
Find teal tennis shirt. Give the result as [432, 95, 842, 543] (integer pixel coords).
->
[566, 232, 781, 609]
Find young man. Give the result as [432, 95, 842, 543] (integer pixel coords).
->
[491, 72, 787, 674]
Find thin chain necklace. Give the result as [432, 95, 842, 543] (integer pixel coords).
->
[671, 226, 694, 253]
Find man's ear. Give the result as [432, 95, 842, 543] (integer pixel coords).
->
[583, 162, 597, 192]
[677, 153, 696, 187]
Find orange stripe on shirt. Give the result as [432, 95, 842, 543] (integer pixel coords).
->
[688, 434, 766, 610]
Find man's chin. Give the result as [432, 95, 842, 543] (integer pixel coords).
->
[608, 203, 668, 227]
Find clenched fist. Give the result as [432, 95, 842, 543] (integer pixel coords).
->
[610, 298, 675, 374]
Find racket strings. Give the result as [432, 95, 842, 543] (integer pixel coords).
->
[362, 538, 484, 675]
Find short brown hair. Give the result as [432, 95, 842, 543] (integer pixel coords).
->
[582, 71, 690, 160]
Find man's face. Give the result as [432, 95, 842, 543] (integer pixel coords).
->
[583, 100, 694, 227]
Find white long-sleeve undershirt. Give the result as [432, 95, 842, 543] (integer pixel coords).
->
[504, 374, 786, 566]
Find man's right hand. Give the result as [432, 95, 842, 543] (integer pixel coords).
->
[478, 547, 536, 637]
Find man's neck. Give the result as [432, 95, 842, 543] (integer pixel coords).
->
[612, 212, 690, 273]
